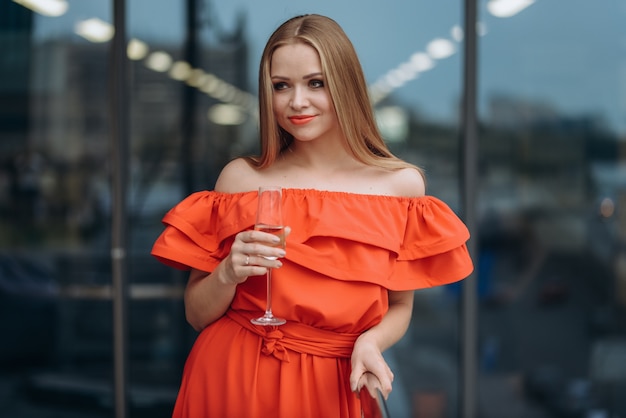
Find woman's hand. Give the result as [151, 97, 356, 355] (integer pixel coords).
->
[184, 226, 290, 331]
[220, 226, 290, 285]
[349, 290, 414, 400]
[350, 333, 394, 400]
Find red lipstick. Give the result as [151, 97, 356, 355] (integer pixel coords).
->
[288, 115, 316, 125]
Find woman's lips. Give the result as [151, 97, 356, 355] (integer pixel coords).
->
[288, 115, 316, 125]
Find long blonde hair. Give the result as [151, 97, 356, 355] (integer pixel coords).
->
[251, 14, 421, 174]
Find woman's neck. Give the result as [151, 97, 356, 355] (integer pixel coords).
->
[283, 138, 358, 172]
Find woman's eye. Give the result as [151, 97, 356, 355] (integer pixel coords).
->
[273, 82, 288, 91]
[310, 79, 324, 88]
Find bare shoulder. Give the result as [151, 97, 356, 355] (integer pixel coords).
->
[214, 158, 259, 193]
[387, 167, 426, 197]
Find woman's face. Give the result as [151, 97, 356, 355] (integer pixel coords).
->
[270, 43, 341, 144]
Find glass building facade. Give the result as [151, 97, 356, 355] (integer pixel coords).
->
[1, 0, 625, 417]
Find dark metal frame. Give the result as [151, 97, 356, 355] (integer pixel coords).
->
[461, 0, 479, 417]
[110, 0, 129, 417]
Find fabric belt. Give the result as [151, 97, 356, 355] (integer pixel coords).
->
[226, 309, 359, 362]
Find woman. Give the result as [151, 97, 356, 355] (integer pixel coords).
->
[152, 14, 473, 418]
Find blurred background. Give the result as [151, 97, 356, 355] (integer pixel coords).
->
[1, 0, 625, 417]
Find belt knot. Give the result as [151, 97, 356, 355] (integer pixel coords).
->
[261, 328, 289, 362]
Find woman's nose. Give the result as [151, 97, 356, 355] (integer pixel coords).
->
[289, 87, 309, 109]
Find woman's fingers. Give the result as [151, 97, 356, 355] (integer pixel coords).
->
[350, 350, 394, 399]
[246, 229, 287, 259]
[357, 372, 386, 400]
[228, 230, 288, 279]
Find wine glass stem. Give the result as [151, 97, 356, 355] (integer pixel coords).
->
[265, 268, 274, 317]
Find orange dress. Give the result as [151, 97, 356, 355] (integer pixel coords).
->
[151, 189, 473, 418]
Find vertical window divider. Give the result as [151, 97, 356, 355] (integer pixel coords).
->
[110, 0, 129, 416]
[461, 0, 479, 417]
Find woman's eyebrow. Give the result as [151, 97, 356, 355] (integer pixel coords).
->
[302, 72, 323, 79]
[270, 72, 323, 80]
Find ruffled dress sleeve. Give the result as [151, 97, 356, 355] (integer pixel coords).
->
[151, 191, 257, 272]
[393, 197, 473, 289]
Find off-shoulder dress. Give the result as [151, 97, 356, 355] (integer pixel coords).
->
[151, 189, 473, 418]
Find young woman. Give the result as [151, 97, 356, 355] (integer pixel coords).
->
[152, 14, 473, 418]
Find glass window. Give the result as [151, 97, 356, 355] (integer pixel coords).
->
[477, 1, 626, 416]
[0, 1, 182, 417]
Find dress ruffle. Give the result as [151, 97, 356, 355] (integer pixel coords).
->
[151, 189, 472, 291]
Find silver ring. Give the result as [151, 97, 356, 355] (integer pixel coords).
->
[245, 255, 250, 266]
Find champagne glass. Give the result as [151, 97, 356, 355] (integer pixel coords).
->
[251, 186, 287, 326]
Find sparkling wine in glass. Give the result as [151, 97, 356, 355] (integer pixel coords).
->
[251, 186, 286, 326]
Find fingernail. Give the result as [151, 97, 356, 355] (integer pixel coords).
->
[278, 250, 286, 257]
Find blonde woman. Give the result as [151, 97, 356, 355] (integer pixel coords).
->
[152, 14, 473, 418]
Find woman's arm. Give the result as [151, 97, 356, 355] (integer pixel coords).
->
[183, 265, 237, 332]
[184, 158, 290, 330]
[184, 229, 286, 331]
[349, 289, 414, 398]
